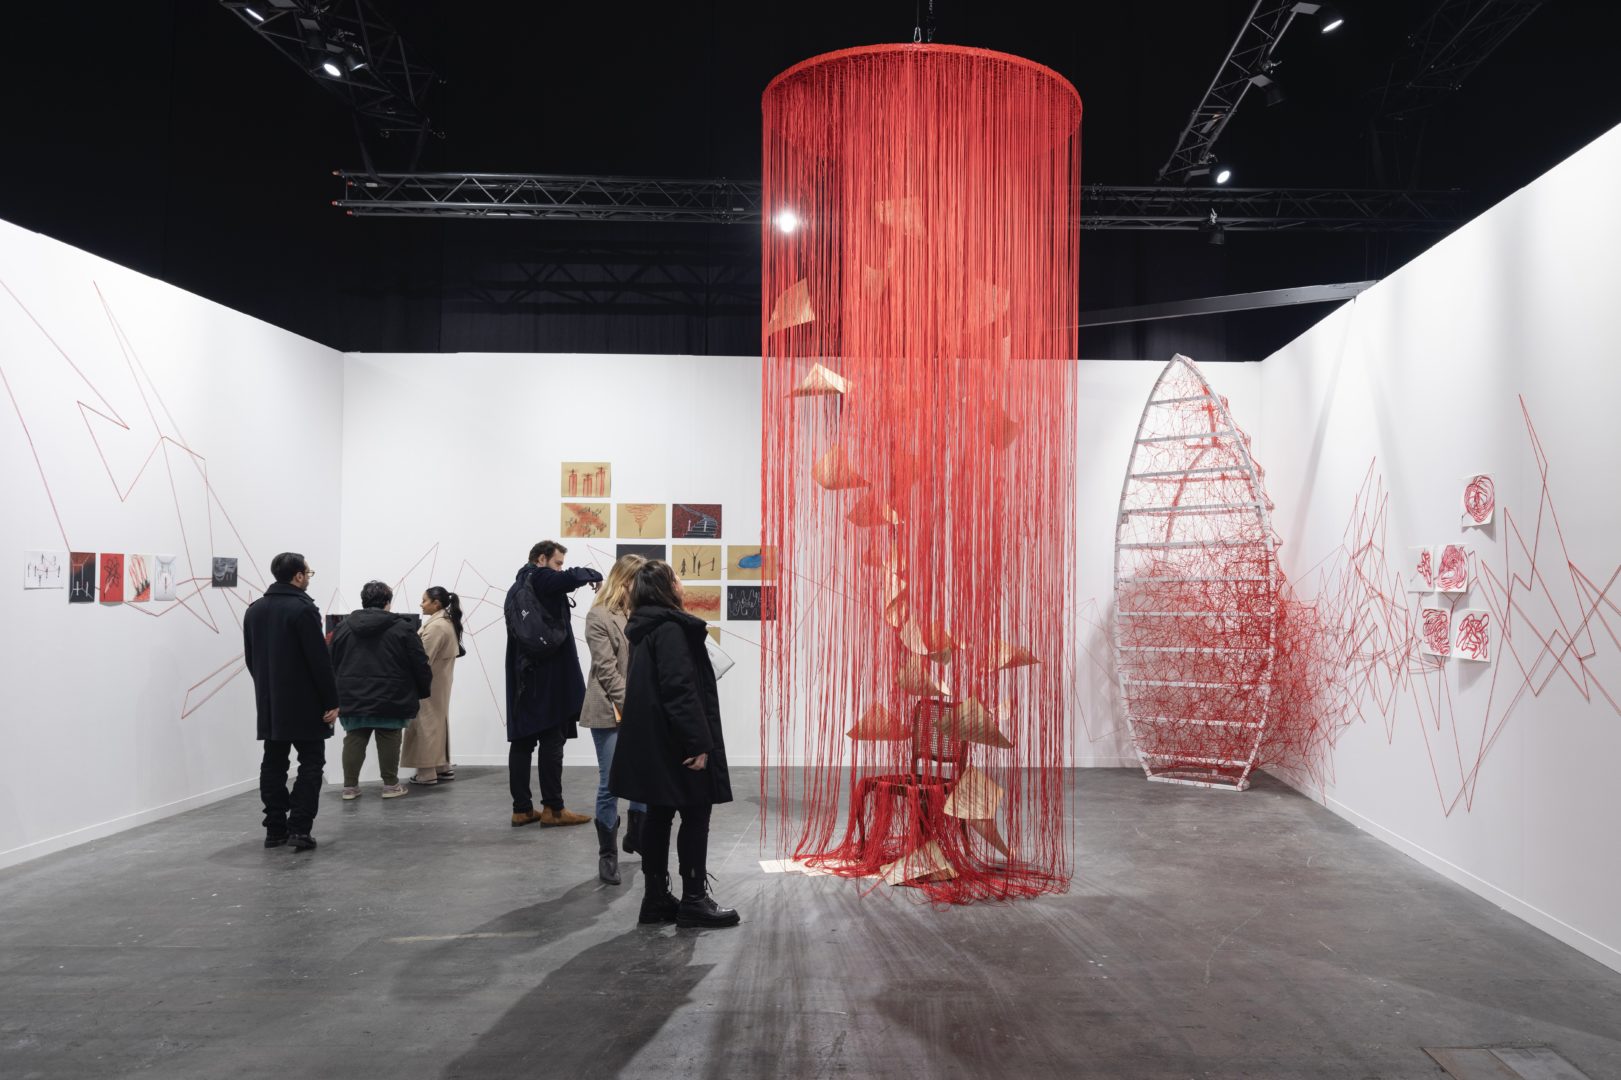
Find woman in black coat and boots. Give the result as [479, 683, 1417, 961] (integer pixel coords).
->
[609, 560, 739, 929]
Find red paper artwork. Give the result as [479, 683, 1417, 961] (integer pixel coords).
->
[761, 44, 1082, 902]
[1462, 474, 1495, 528]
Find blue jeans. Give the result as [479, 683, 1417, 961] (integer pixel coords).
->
[590, 727, 646, 828]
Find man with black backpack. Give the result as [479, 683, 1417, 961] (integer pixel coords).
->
[504, 540, 603, 827]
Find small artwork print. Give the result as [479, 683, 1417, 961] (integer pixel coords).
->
[69, 552, 96, 602]
[325, 613, 347, 638]
[1461, 474, 1495, 528]
[672, 544, 722, 581]
[617, 502, 666, 538]
[100, 553, 125, 603]
[24, 550, 66, 589]
[728, 585, 778, 621]
[1435, 544, 1470, 593]
[681, 585, 723, 621]
[561, 462, 612, 499]
[616, 543, 665, 563]
[727, 545, 775, 581]
[126, 554, 152, 603]
[152, 555, 178, 601]
[1406, 546, 1436, 593]
[1454, 608, 1491, 663]
[672, 503, 723, 539]
[1419, 604, 1452, 658]
[211, 556, 239, 589]
[561, 502, 611, 538]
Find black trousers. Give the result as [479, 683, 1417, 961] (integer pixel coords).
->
[509, 725, 568, 812]
[640, 803, 713, 894]
[261, 738, 326, 836]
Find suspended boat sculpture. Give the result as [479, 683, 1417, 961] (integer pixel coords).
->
[1112, 354, 1281, 791]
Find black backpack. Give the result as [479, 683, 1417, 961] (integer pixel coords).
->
[505, 571, 570, 658]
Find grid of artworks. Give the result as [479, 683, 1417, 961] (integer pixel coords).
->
[558, 462, 775, 635]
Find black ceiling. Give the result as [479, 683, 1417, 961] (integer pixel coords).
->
[3, 1, 1618, 360]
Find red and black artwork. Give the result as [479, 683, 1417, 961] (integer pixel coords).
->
[99, 553, 124, 603]
[69, 552, 97, 603]
[672, 504, 722, 540]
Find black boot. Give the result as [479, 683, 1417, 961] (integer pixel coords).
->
[622, 809, 645, 855]
[595, 820, 621, 885]
[638, 871, 680, 925]
[677, 869, 740, 929]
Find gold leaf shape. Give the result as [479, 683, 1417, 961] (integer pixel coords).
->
[847, 495, 901, 528]
[879, 840, 956, 886]
[766, 279, 815, 335]
[943, 767, 1004, 820]
[812, 445, 868, 490]
[845, 704, 909, 741]
[789, 362, 848, 397]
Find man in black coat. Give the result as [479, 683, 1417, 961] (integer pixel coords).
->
[243, 551, 340, 851]
[504, 540, 602, 827]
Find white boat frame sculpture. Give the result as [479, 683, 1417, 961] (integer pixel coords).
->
[1112, 354, 1280, 791]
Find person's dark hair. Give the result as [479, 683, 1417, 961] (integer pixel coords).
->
[530, 540, 567, 563]
[426, 586, 464, 646]
[360, 580, 393, 610]
[270, 552, 307, 584]
[631, 560, 684, 612]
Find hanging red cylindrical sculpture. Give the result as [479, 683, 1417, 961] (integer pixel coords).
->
[760, 45, 1082, 903]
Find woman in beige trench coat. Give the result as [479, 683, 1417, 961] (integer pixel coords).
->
[404, 586, 462, 785]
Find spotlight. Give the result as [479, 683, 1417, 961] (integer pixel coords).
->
[1291, 2, 1345, 33]
[244, 6, 265, 21]
[1250, 73, 1284, 107]
[1205, 209, 1226, 246]
[320, 57, 343, 78]
[344, 52, 368, 73]
[774, 209, 801, 234]
[1214, 167, 1232, 185]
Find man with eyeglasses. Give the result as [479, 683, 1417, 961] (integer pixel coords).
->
[243, 551, 340, 851]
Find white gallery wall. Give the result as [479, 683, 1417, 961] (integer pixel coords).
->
[1254, 122, 1621, 971]
[338, 353, 1251, 771]
[0, 218, 344, 868]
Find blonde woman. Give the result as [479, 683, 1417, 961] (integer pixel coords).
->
[581, 554, 650, 884]
[404, 587, 463, 785]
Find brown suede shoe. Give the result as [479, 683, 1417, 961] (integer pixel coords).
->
[538, 807, 591, 826]
[511, 809, 545, 827]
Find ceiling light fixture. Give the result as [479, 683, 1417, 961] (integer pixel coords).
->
[320, 57, 343, 78]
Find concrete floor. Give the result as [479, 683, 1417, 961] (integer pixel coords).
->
[1, 767, 1617, 1080]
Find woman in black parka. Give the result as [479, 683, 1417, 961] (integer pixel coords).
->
[609, 560, 739, 929]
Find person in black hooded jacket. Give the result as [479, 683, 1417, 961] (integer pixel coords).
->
[609, 559, 739, 929]
[330, 580, 432, 800]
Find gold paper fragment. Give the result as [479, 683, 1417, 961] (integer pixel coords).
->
[812, 445, 868, 490]
[897, 656, 949, 697]
[941, 697, 1014, 748]
[790, 362, 849, 397]
[766, 279, 815, 335]
[943, 767, 1005, 820]
[845, 704, 910, 742]
[847, 495, 901, 528]
[991, 640, 1039, 671]
[986, 401, 1021, 450]
[879, 840, 957, 886]
[967, 817, 1012, 857]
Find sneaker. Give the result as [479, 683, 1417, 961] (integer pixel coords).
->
[407, 776, 438, 786]
[380, 784, 409, 799]
[289, 833, 318, 852]
[537, 806, 591, 826]
[511, 809, 545, 827]
[341, 787, 361, 801]
[264, 834, 289, 849]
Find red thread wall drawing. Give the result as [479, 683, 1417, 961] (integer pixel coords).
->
[1279, 399, 1618, 814]
[760, 44, 1081, 902]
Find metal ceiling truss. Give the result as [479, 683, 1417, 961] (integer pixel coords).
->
[219, 0, 439, 163]
[1377, 0, 1548, 120]
[332, 172, 1463, 233]
[1156, 0, 1337, 183]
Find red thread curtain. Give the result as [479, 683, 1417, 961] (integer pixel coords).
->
[760, 45, 1082, 902]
